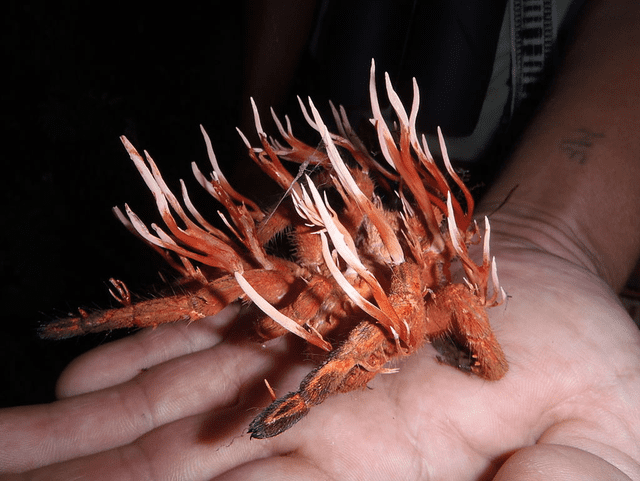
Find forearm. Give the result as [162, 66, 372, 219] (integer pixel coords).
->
[480, 0, 640, 291]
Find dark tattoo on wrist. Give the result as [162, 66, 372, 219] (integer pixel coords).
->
[559, 128, 605, 164]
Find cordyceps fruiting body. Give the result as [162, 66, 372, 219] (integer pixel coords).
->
[41, 61, 508, 439]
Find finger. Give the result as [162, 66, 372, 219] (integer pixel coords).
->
[11, 385, 330, 481]
[10, 411, 290, 481]
[494, 444, 635, 481]
[56, 303, 241, 397]
[0, 334, 290, 474]
[212, 457, 333, 481]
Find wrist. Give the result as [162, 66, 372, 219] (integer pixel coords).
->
[476, 201, 611, 288]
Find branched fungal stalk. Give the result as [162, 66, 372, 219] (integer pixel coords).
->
[42, 61, 507, 439]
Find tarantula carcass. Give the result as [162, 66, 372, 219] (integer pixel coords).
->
[41, 61, 508, 439]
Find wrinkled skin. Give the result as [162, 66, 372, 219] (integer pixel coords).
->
[2, 208, 639, 480]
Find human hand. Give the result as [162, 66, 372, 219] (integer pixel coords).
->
[2, 210, 640, 481]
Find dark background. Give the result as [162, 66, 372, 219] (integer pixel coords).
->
[3, 1, 639, 409]
[1, 1, 253, 407]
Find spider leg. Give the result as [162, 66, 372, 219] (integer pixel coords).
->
[441, 284, 508, 380]
[250, 262, 431, 439]
[249, 319, 393, 439]
[254, 275, 346, 341]
[40, 269, 295, 339]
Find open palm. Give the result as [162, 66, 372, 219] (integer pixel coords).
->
[2, 212, 640, 481]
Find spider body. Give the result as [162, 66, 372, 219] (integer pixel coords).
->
[41, 61, 507, 438]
